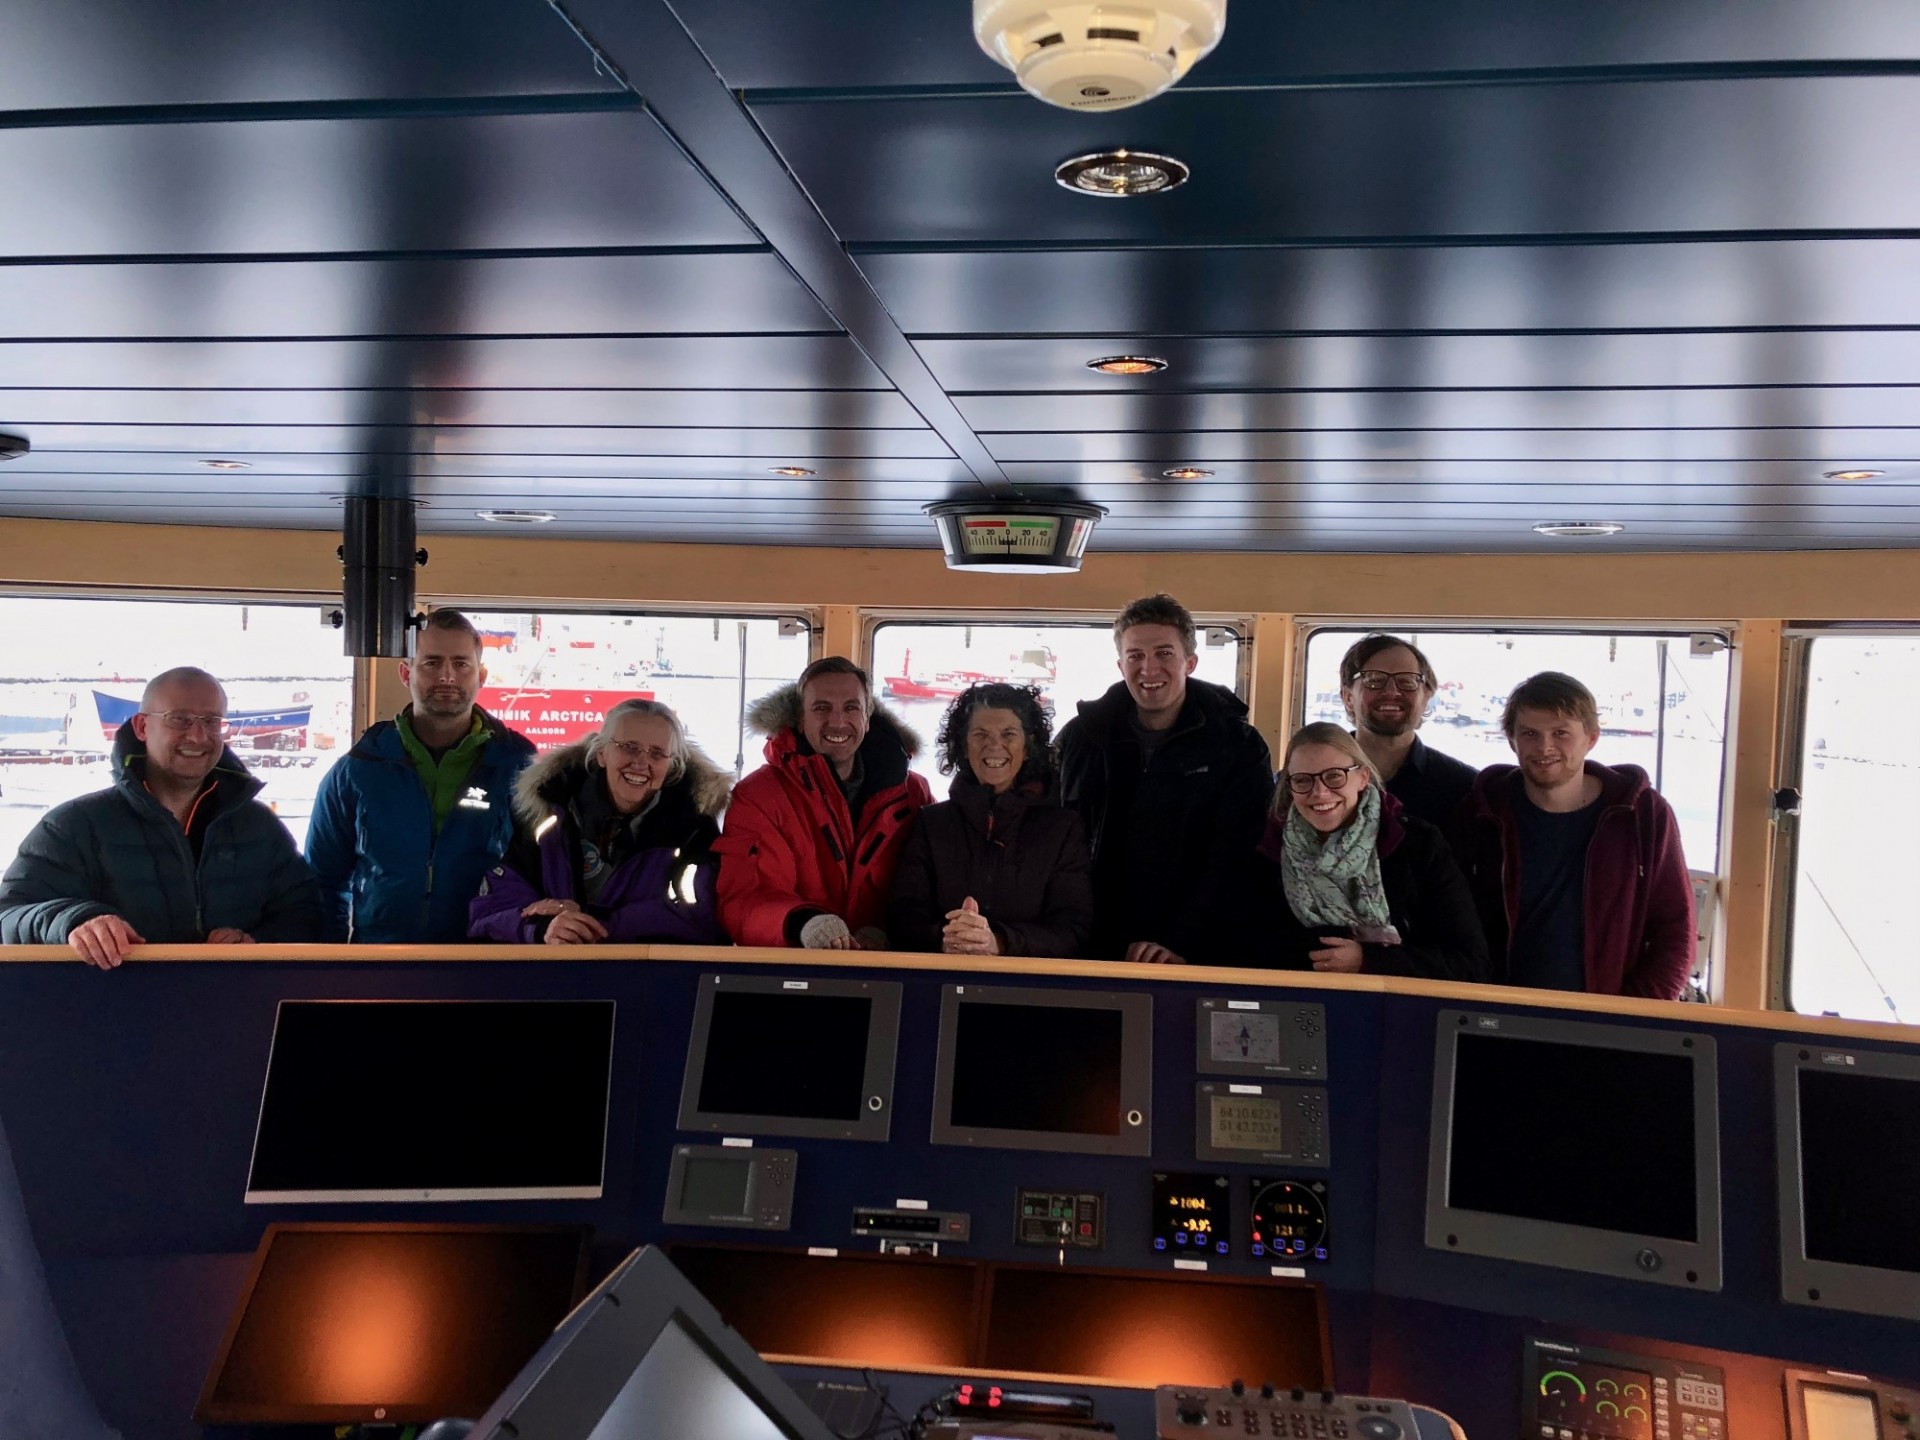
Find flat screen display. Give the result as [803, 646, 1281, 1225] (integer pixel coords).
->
[931, 985, 1154, 1157]
[696, 991, 871, 1121]
[1800, 1386, 1880, 1440]
[952, 1002, 1123, 1134]
[1426, 1011, 1721, 1290]
[1448, 1033, 1698, 1241]
[1210, 1093, 1287, 1152]
[677, 977, 901, 1142]
[1797, 1069, 1920, 1274]
[195, 1225, 585, 1425]
[246, 1000, 615, 1202]
[680, 1156, 752, 1220]
[1211, 1011, 1282, 1065]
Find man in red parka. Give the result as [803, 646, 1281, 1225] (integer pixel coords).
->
[716, 656, 932, 948]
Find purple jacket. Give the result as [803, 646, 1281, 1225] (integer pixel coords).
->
[468, 737, 730, 945]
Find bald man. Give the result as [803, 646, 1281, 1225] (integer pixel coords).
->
[0, 666, 324, 968]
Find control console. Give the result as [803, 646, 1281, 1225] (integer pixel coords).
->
[1156, 1382, 1419, 1440]
[1524, 1338, 1727, 1440]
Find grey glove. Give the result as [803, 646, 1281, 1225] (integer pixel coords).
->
[798, 913, 852, 948]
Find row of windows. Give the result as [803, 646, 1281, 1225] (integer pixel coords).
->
[0, 595, 1896, 1025]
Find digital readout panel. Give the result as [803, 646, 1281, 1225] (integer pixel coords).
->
[1152, 1171, 1230, 1257]
[1536, 1359, 1657, 1440]
[1195, 1083, 1328, 1166]
[1196, 998, 1327, 1078]
[1250, 1177, 1329, 1262]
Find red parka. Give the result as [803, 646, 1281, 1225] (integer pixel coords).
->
[1451, 760, 1695, 999]
[715, 685, 932, 947]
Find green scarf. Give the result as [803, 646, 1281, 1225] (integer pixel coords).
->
[1279, 782, 1392, 929]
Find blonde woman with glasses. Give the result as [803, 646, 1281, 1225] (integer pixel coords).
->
[469, 699, 729, 944]
[1235, 722, 1488, 979]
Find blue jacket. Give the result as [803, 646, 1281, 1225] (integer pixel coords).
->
[305, 709, 535, 943]
[0, 723, 324, 944]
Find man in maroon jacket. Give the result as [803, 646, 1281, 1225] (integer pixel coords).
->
[1452, 671, 1695, 999]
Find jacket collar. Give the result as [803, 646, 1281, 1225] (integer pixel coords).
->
[512, 735, 733, 829]
[109, 719, 262, 806]
[1073, 676, 1249, 742]
[1467, 759, 1651, 822]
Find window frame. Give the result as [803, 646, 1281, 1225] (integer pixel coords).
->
[1769, 623, 1920, 1016]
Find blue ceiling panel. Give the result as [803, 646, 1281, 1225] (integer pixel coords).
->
[8, 424, 950, 460]
[0, 110, 754, 257]
[0, 253, 838, 339]
[863, 240, 1920, 338]
[753, 80, 1920, 246]
[675, 0, 1920, 92]
[0, 1, 616, 109]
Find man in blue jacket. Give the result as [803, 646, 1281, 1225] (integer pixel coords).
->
[0, 666, 324, 968]
[306, 608, 535, 942]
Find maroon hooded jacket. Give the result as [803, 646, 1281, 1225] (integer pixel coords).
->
[1451, 760, 1695, 999]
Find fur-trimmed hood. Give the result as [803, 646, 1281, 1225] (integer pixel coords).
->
[512, 735, 732, 829]
[745, 682, 923, 759]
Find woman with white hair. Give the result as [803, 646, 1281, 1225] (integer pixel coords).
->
[469, 698, 729, 944]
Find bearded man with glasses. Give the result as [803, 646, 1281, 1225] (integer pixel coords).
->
[1338, 633, 1479, 830]
[0, 666, 324, 968]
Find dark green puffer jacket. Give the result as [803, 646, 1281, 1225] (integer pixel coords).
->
[0, 722, 325, 944]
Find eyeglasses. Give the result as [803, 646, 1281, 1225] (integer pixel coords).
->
[1354, 669, 1427, 694]
[142, 710, 233, 738]
[1286, 763, 1364, 795]
[605, 740, 672, 765]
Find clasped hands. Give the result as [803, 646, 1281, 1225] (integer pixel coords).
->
[940, 896, 1001, 956]
[520, 897, 608, 945]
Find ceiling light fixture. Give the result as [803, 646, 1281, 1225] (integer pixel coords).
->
[1823, 468, 1886, 482]
[1532, 521, 1626, 538]
[1162, 466, 1213, 480]
[767, 465, 817, 478]
[1086, 354, 1168, 375]
[1055, 149, 1191, 197]
[200, 458, 251, 470]
[0, 432, 28, 462]
[475, 509, 556, 525]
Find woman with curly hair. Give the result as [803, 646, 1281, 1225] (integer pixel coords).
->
[886, 682, 1092, 958]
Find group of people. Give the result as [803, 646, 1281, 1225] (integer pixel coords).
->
[0, 598, 1697, 1000]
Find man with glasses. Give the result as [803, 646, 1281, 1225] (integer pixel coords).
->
[307, 608, 534, 942]
[0, 666, 324, 968]
[1339, 634, 1479, 830]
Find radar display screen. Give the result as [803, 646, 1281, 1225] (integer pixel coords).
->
[1210, 1093, 1288, 1152]
[949, 1001, 1124, 1136]
[1536, 1358, 1656, 1440]
[1798, 1068, 1920, 1274]
[695, 989, 872, 1123]
[1152, 1171, 1229, 1256]
[1210, 1011, 1282, 1066]
[1447, 1033, 1698, 1241]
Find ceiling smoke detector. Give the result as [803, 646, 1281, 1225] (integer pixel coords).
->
[1055, 149, 1190, 197]
[1532, 521, 1626, 539]
[975, 0, 1228, 112]
[475, 509, 557, 525]
[0, 432, 28, 462]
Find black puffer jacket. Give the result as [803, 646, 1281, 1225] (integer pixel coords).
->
[887, 773, 1093, 958]
[1057, 678, 1275, 964]
[1236, 792, 1490, 980]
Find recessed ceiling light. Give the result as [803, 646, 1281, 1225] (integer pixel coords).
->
[0, 432, 28, 462]
[1823, 468, 1887, 482]
[1055, 150, 1191, 197]
[200, 458, 251, 470]
[475, 509, 556, 525]
[1532, 521, 1626, 538]
[767, 465, 817, 478]
[1162, 466, 1213, 480]
[1087, 355, 1168, 376]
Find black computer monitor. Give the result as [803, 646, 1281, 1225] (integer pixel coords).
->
[466, 1245, 836, 1440]
[676, 975, 902, 1142]
[245, 999, 616, 1203]
[930, 983, 1153, 1157]
[1775, 1041, 1920, 1321]
[194, 1223, 588, 1426]
[1424, 1009, 1722, 1289]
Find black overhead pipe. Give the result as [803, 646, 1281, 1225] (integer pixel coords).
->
[337, 496, 426, 658]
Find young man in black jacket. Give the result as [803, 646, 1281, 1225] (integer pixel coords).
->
[1056, 594, 1275, 965]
